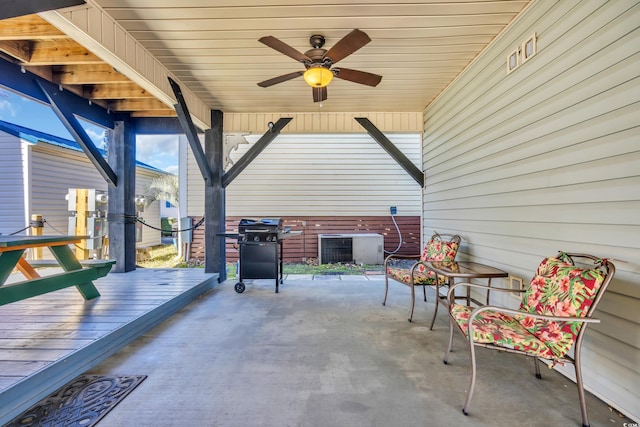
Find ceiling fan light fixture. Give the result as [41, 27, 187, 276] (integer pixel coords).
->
[303, 66, 333, 88]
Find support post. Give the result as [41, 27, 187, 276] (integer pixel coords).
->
[30, 214, 43, 260]
[205, 110, 226, 279]
[107, 119, 137, 272]
[74, 189, 89, 260]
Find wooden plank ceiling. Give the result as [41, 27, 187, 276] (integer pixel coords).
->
[0, 0, 532, 119]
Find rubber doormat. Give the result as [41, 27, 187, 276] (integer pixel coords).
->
[6, 374, 147, 427]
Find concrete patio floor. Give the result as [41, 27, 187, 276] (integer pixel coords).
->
[90, 275, 632, 427]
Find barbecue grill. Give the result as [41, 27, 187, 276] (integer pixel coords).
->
[235, 218, 285, 293]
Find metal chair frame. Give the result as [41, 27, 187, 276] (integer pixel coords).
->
[383, 232, 461, 325]
[444, 252, 615, 427]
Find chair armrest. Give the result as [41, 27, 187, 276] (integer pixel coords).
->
[447, 281, 522, 305]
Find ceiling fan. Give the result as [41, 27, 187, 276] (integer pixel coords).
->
[257, 29, 382, 103]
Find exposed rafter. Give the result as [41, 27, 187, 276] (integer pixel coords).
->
[0, 14, 176, 120]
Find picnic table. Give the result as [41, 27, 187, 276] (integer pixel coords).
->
[0, 235, 114, 306]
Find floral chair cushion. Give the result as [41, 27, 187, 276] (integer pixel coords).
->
[419, 235, 459, 264]
[387, 234, 460, 286]
[386, 267, 445, 286]
[450, 254, 606, 360]
[450, 304, 557, 358]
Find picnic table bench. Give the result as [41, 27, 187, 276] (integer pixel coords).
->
[0, 235, 115, 306]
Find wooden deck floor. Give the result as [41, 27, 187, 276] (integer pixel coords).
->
[0, 268, 218, 425]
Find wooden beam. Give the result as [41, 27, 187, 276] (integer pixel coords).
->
[19, 65, 53, 81]
[28, 40, 102, 65]
[354, 117, 424, 187]
[130, 110, 177, 118]
[168, 77, 214, 186]
[0, 40, 31, 62]
[222, 117, 293, 188]
[108, 98, 172, 112]
[54, 64, 130, 84]
[0, 15, 65, 39]
[85, 83, 154, 99]
[36, 79, 118, 186]
[133, 117, 183, 134]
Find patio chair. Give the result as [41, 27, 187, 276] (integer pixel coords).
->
[383, 232, 461, 325]
[444, 252, 615, 427]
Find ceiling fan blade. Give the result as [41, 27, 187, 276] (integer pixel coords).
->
[312, 86, 327, 103]
[334, 68, 382, 87]
[257, 71, 304, 87]
[324, 29, 371, 64]
[259, 36, 311, 63]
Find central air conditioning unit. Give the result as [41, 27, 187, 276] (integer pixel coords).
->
[318, 233, 384, 265]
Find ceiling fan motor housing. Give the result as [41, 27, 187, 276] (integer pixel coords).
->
[309, 34, 325, 48]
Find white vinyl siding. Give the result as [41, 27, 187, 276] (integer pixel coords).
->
[29, 144, 163, 254]
[0, 133, 28, 235]
[186, 133, 422, 217]
[422, 0, 639, 420]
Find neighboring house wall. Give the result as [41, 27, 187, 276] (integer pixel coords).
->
[30, 143, 163, 255]
[186, 132, 423, 261]
[135, 168, 164, 248]
[422, 0, 639, 420]
[0, 131, 164, 256]
[0, 133, 27, 235]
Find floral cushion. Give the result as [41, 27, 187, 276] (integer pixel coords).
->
[517, 255, 605, 358]
[450, 254, 606, 360]
[419, 235, 459, 264]
[387, 234, 460, 286]
[450, 304, 557, 358]
[386, 266, 446, 286]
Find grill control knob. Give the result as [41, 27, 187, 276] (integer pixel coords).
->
[254, 235, 260, 242]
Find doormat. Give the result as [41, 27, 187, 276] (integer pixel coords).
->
[6, 374, 147, 427]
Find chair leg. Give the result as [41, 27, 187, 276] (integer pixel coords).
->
[408, 284, 415, 322]
[444, 313, 455, 364]
[533, 357, 542, 379]
[429, 283, 439, 330]
[462, 340, 478, 416]
[423, 285, 427, 302]
[575, 348, 591, 427]
[383, 275, 389, 306]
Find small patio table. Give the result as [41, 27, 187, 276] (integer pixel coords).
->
[423, 260, 509, 329]
[0, 235, 107, 305]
